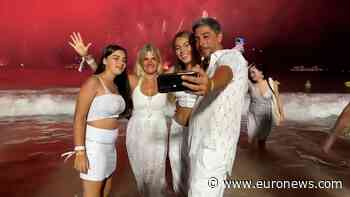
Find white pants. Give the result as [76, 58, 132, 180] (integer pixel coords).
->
[80, 125, 118, 181]
[169, 119, 189, 195]
[188, 143, 236, 197]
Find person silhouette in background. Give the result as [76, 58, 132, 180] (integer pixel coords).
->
[322, 102, 350, 154]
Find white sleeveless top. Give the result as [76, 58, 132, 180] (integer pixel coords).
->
[132, 78, 167, 117]
[87, 76, 126, 121]
[174, 91, 197, 108]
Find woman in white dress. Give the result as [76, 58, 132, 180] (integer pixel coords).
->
[247, 64, 284, 149]
[126, 44, 170, 197]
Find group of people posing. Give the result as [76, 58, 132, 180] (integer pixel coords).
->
[65, 17, 286, 197]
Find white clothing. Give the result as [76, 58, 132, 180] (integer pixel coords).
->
[169, 118, 189, 194]
[126, 79, 169, 197]
[247, 81, 274, 140]
[87, 76, 125, 121]
[188, 49, 248, 197]
[174, 91, 198, 108]
[169, 91, 197, 194]
[80, 125, 119, 181]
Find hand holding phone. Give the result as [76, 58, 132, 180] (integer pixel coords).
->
[157, 71, 198, 93]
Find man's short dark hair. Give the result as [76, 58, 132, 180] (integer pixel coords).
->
[192, 17, 221, 34]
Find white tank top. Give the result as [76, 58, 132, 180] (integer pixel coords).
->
[174, 91, 198, 108]
[87, 76, 126, 121]
[132, 78, 167, 117]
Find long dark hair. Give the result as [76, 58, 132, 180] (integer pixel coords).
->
[248, 63, 270, 82]
[172, 31, 201, 72]
[95, 44, 133, 119]
[249, 64, 276, 95]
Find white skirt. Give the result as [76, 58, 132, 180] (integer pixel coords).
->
[80, 125, 118, 181]
[169, 118, 189, 194]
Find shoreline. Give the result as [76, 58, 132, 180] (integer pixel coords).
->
[0, 118, 349, 196]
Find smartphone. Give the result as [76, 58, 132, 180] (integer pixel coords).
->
[157, 71, 198, 93]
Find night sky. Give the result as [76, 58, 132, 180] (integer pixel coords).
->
[0, 0, 349, 69]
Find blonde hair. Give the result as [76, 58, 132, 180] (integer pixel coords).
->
[135, 44, 163, 77]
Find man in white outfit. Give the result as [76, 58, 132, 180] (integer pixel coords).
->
[182, 17, 248, 197]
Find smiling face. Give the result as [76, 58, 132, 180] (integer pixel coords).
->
[142, 51, 159, 75]
[174, 36, 192, 65]
[249, 66, 264, 82]
[194, 25, 223, 58]
[103, 50, 127, 76]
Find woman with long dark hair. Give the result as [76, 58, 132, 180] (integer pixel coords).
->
[247, 64, 284, 149]
[66, 44, 132, 197]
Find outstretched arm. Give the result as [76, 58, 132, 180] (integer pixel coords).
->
[181, 52, 238, 96]
[68, 32, 98, 71]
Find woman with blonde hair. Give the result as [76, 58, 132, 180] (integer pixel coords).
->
[125, 43, 171, 197]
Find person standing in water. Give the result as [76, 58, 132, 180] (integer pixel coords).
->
[322, 102, 350, 154]
[247, 64, 285, 149]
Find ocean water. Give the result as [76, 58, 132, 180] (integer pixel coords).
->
[1, 88, 349, 148]
[1, 88, 349, 124]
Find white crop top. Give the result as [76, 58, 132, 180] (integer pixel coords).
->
[174, 91, 197, 108]
[87, 76, 126, 121]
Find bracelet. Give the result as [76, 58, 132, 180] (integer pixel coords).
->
[78, 57, 85, 72]
[85, 54, 95, 65]
[74, 146, 85, 151]
[210, 79, 215, 92]
[83, 54, 92, 59]
[75, 151, 86, 155]
[61, 149, 84, 163]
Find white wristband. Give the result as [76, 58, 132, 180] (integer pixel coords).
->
[78, 57, 85, 72]
[74, 146, 85, 151]
[86, 57, 95, 65]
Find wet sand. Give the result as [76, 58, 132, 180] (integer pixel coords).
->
[0, 117, 349, 197]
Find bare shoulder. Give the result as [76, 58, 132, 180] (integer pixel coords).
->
[128, 74, 139, 89]
[80, 75, 100, 92]
[128, 74, 139, 82]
